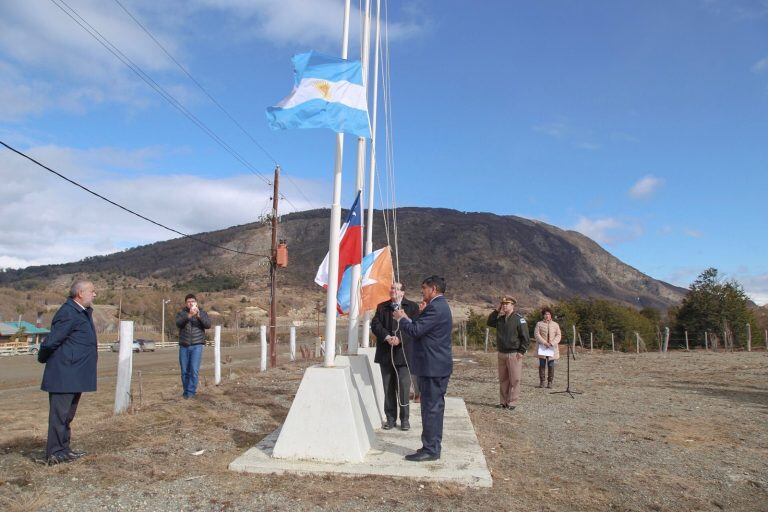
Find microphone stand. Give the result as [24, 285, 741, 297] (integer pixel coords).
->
[550, 338, 582, 399]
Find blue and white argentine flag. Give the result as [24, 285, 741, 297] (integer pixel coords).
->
[266, 51, 371, 138]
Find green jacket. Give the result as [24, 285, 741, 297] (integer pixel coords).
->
[487, 311, 530, 354]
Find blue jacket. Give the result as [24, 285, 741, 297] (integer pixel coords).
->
[397, 295, 453, 377]
[39, 298, 98, 393]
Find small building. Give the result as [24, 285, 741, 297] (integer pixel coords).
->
[0, 321, 51, 347]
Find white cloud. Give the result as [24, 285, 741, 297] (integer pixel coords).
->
[629, 175, 664, 199]
[684, 229, 704, 238]
[192, 0, 427, 48]
[751, 57, 768, 74]
[573, 216, 643, 245]
[0, 144, 326, 269]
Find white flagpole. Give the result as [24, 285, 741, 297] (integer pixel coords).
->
[347, 0, 372, 354]
[361, 0, 381, 349]
[323, 0, 351, 367]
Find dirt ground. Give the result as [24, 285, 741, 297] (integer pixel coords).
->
[0, 346, 766, 512]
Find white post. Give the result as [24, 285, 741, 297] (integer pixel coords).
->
[114, 320, 134, 414]
[663, 327, 670, 353]
[214, 325, 221, 385]
[260, 325, 268, 372]
[704, 331, 709, 350]
[685, 330, 689, 351]
[746, 323, 751, 352]
[590, 332, 593, 352]
[161, 299, 169, 345]
[484, 328, 489, 352]
[323, 0, 351, 367]
[765, 329, 767, 350]
[361, 0, 382, 350]
[635, 332, 640, 354]
[611, 332, 615, 352]
[346, 0, 372, 355]
[290, 325, 296, 361]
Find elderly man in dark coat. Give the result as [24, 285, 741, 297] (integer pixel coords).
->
[371, 282, 420, 431]
[393, 275, 453, 462]
[38, 280, 99, 465]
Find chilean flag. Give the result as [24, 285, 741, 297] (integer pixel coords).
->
[314, 191, 363, 293]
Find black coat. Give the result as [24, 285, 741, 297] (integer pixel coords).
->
[38, 298, 98, 393]
[371, 298, 420, 365]
[175, 308, 212, 346]
[397, 295, 453, 377]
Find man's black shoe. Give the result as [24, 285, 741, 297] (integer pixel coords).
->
[405, 451, 439, 462]
[46, 453, 75, 466]
[67, 450, 87, 459]
[400, 420, 410, 431]
[382, 419, 395, 430]
[507, 406, 516, 412]
[495, 404, 508, 409]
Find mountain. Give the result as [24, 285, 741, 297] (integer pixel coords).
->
[0, 208, 685, 310]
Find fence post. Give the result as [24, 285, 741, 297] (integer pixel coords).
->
[590, 332, 594, 352]
[765, 329, 767, 350]
[684, 330, 689, 351]
[214, 326, 221, 385]
[463, 321, 467, 351]
[635, 332, 640, 354]
[484, 328, 489, 352]
[704, 331, 708, 350]
[290, 326, 296, 361]
[315, 336, 322, 358]
[114, 320, 133, 415]
[260, 325, 267, 372]
[663, 327, 670, 353]
[611, 332, 615, 352]
[572, 325, 577, 351]
[746, 323, 751, 352]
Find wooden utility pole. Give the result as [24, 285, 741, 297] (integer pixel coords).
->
[269, 166, 280, 368]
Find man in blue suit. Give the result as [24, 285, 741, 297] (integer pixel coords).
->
[393, 275, 453, 462]
[38, 280, 99, 465]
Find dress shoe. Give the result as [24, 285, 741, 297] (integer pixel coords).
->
[495, 404, 508, 409]
[46, 453, 75, 466]
[405, 451, 439, 462]
[382, 419, 396, 430]
[507, 406, 516, 412]
[67, 450, 87, 459]
[400, 420, 410, 431]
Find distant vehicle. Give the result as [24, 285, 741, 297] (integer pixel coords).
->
[110, 339, 156, 353]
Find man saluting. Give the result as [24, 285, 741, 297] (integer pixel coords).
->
[393, 275, 453, 462]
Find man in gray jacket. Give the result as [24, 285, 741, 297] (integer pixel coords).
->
[175, 294, 211, 398]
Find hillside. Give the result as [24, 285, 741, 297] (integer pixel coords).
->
[0, 208, 684, 312]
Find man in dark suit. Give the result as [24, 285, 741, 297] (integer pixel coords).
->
[38, 280, 99, 465]
[371, 282, 420, 431]
[393, 275, 453, 462]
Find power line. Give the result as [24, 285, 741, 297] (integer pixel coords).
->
[110, 0, 319, 212]
[49, 0, 273, 187]
[111, 0, 280, 167]
[0, 140, 269, 259]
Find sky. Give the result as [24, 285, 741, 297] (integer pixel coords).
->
[0, 0, 766, 304]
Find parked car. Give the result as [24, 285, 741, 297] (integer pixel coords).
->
[110, 339, 156, 353]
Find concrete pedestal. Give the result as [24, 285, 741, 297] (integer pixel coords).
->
[357, 347, 386, 423]
[335, 354, 384, 428]
[271, 365, 375, 463]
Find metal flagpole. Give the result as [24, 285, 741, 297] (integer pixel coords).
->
[361, 0, 381, 349]
[347, 0, 372, 354]
[323, 0, 351, 367]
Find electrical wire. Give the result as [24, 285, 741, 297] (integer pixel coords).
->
[49, 0, 273, 186]
[110, 0, 319, 212]
[0, 140, 269, 258]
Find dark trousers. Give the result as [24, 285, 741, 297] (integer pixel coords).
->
[46, 392, 82, 457]
[418, 375, 450, 457]
[380, 363, 410, 422]
[538, 358, 555, 368]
